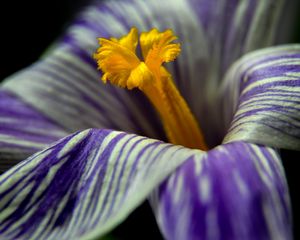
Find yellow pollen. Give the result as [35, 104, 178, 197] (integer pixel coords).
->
[94, 27, 208, 150]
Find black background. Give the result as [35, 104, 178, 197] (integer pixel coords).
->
[0, 1, 299, 239]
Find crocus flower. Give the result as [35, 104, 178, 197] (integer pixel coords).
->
[0, 0, 299, 239]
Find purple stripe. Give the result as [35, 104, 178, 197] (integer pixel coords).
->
[240, 94, 300, 105]
[101, 137, 147, 220]
[0, 90, 67, 171]
[83, 134, 137, 223]
[242, 65, 300, 89]
[71, 132, 127, 230]
[228, 119, 300, 140]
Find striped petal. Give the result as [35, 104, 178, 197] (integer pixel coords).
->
[2, 0, 296, 147]
[220, 45, 300, 150]
[151, 142, 292, 240]
[1, 45, 163, 140]
[0, 90, 67, 173]
[0, 128, 202, 240]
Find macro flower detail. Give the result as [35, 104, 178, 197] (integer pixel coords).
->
[0, 0, 299, 240]
[94, 27, 207, 150]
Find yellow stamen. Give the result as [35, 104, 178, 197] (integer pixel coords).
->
[94, 27, 208, 150]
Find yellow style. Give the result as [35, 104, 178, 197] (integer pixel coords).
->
[94, 27, 208, 150]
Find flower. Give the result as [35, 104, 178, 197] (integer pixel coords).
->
[0, 0, 299, 240]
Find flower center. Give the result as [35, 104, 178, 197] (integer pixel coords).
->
[94, 27, 208, 150]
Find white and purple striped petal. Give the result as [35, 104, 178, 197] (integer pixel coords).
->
[220, 45, 300, 150]
[0, 90, 67, 173]
[2, 46, 163, 140]
[0, 128, 202, 239]
[2, 0, 295, 146]
[151, 142, 291, 240]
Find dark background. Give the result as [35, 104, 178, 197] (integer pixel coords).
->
[0, 1, 299, 239]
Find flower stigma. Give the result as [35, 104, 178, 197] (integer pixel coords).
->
[94, 27, 208, 150]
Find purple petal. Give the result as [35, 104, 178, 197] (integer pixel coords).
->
[0, 128, 201, 239]
[220, 45, 300, 150]
[151, 141, 292, 240]
[0, 90, 67, 172]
